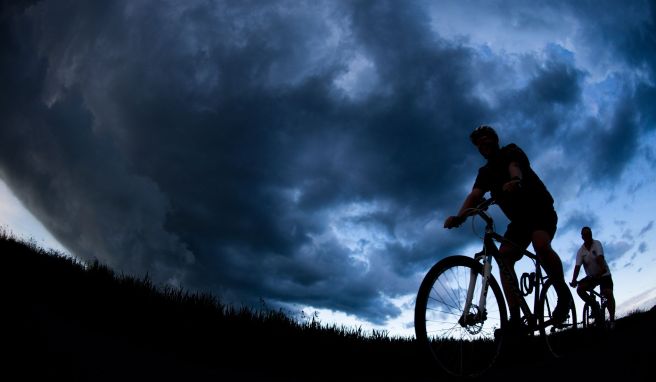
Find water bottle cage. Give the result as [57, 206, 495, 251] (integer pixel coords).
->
[520, 272, 536, 296]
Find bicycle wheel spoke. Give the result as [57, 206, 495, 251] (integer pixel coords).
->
[427, 293, 460, 313]
[454, 267, 464, 310]
[427, 323, 461, 336]
[437, 269, 464, 311]
[426, 306, 462, 317]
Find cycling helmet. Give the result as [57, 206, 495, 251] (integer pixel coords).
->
[470, 125, 498, 144]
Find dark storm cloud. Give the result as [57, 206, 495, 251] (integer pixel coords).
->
[0, 0, 491, 323]
[0, 2, 193, 284]
[563, 0, 656, 183]
[559, 209, 600, 236]
[501, 45, 584, 118]
[492, 43, 586, 153]
[604, 240, 633, 263]
[584, 98, 641, 181]
[569, 0, 656, 77]
[1, 0, 654, 327]
[462, 0, 656, 193]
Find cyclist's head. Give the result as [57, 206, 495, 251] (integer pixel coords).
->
[581, 226, 593, 242]
[470, 125, 499, 159]
[470, 125, 498, 145]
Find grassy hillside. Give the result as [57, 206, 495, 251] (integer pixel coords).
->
[1, 232, 653, 381]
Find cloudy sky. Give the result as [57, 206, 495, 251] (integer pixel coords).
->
[1, 0, 655, 337]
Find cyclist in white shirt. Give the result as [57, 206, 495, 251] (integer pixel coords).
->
[569, 226, 616, 327]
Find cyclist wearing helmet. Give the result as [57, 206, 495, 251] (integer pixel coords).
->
[444, 125, 572, 329]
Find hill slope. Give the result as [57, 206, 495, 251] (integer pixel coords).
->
[2, 234, 653, 381]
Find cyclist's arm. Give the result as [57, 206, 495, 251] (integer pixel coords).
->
[444, 187, 485, 228]
[596, 255, 609, 275]
[502, 161, 523, 193]
[570, 264, 581, 287]
[594, 242, 609, 274]
[508, 161, 522, 179]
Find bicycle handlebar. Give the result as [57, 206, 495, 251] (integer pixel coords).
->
[462, 197, 496, 228]
[475, 197, 495, 211]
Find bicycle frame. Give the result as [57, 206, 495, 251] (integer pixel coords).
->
[591, 288, 608, 308]
[581, 282, 608, 307]
[580, 282, 608, 327]
[461, 200, 548, 331]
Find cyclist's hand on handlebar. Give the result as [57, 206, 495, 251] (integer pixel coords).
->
[444, 215, 466, 229]
[502, 179, 521, 193]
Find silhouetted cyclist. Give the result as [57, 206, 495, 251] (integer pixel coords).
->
[570, 226, 616, 328]
[444, 125, 572, 332]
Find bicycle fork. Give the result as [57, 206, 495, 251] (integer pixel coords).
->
[458, 250, 493, 327]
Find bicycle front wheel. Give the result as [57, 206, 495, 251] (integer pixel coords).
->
[538, 279, 577, 358]
[414, 255, 507, 378]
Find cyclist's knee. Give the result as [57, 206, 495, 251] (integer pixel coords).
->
[499, 245, 521, 264]
[533, 243, 550, 256]
[576, 285, 590, 295]
[531, 230, 553, 253]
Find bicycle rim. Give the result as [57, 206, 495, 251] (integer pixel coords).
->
[538, 280, 577, 358]
[583, 302, 609, 329]
[415, 256, 507, 378]
[602, 303, 611, 327]
[582, 303, 592, 328]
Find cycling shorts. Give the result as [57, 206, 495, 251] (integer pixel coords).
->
[580, 275, 614, 290]
[502, 207, 558, 256]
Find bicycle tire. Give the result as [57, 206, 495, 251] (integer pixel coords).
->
[537, 278, 577, 358]
[415, 255, 507, 378]
[583, 300, 608, 329]
[582, 302, 593, 328]
[601, 303, 610, 326]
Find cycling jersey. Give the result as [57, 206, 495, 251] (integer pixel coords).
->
[576, 240, 611, 278]
[473, 143, 554, 222]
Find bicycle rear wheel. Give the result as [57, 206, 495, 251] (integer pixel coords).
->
[415, 255, 507, 378]
[583, 301, 608, 329]
[538, 279, 577, 358]
[601, 304, 611, 327]
[582, 302, 594, 328]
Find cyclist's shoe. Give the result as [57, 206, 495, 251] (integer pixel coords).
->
[551, 295, 572, 326]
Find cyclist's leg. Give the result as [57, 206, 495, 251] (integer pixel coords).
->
[498, 245, 522, 322]
[575, 276, 597, 306]
[532, 230, 562, 276]
[600, 275, 615, 322]
[532, 230, 568, 295]
[530, 209, 571, 320]
[498, 223, 529, 327]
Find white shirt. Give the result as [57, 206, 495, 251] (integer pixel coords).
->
[576, 239, 611, 278]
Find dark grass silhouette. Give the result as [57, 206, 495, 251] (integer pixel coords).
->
[1, 231, 653, 381]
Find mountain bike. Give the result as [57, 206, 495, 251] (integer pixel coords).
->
[414, 197, 577, 378]
[579, 284, 609, 329]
